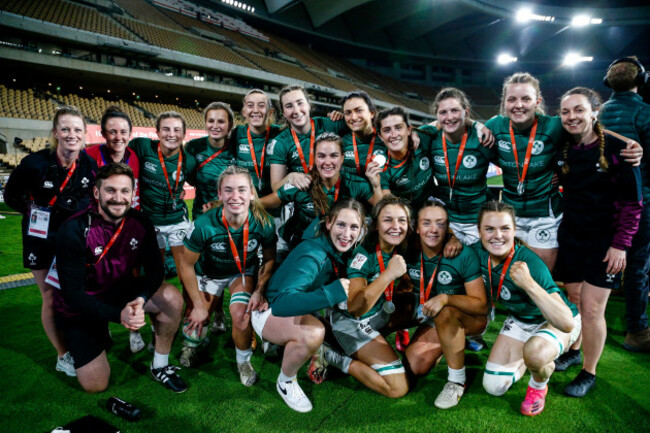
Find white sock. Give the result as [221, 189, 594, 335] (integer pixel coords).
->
[448, 366, 466, 385]
[529, 376, 549, 390]
[236, 347, 253, 364]
[278, 370, 296, 383]
[324, 347, 352, 374]
[152, 351, 169, 369]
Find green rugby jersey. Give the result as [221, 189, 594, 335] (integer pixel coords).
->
[406, 246, 482, 298]
[231, 124, 284, 197]
[266, 234, 347, 317]
[276, 172, 373, 238]
[185, 136, 237, 219]
[485, 115, 563, 217]
[347, 243, 400, 319]
[340, 131, 388, 176]
[429, 126, 495, 223]
[473, 243, 578, 324]
[266, 117, 348, 173]
[184, 206, 276, 279]
[129, 137, 196, 226]
[380, 129, 435, 211]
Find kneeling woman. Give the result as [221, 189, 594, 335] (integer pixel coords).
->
[404, 200, 488, 409]
[322, 195, 412, 398]
[179, 166, 276, 386]
[251, 199, 365, 413]
[476, 201, 581, 417]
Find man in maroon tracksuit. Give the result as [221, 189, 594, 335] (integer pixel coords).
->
[53, 163, 187, 393]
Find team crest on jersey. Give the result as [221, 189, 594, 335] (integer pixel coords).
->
[350, 253, 367, 270]
[247, 239, 259, 252]
[535, 229, 551, 243]
[434, 155, 445, 165]
[172, 170, 183, 182]
[94, 246, 103, 256]
[437, 271, 452, 285]
[239, 143, 250, 154]
[81, 177, 90, 188]
[409, 268, 420, 279]
[532, 140, 544, 155]
[419, 157, 430, 170]
[306, 202, 314, 210]
[210, 242, 227, 252]
[500, 286, 512, 300]
[498, 140, 511, 151]
[43, 181, 54, 189]
[144, 162, 157, 173]
[463, 155, 477, 168]
[28, 253, 37, 266]
[130, 238, 138, 250]
[266, 139, 276, 155]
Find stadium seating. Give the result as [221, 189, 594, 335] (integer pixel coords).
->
[0, 85, 58, 120]
[113, 0, 186, 32]
[134, 100, 204, 129]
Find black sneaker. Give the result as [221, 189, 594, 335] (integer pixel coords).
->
[151, 364, 188, 393]
[554, 349, 582, 372]
[564, 369, 595, 397]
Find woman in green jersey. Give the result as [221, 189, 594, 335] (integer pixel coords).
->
[185, 102, 237, 219]
[405, 200, 488, 409]
[251, 198, 366, 413]
[477, 201, 581, 417]
[261, 132, 382, 248]
[179, 166, 276, 386]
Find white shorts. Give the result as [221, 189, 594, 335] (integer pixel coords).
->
[449, 222, 480, 246]
[251, 307, 273, 338]
[330, 308, 390, 356]
[515, 212, 562, 249]
[155, 220, 192, 249]
[499, 314, 582, 359]
[196, 268, 256, 297]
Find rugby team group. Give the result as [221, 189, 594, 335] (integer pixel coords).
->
[5, 57, 650, 416]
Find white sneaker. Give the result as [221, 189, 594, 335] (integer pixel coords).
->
[129, 331, 145, 353]
[55, 352, 76, 377]
[237, 361, 258, 387]
[434, 381, 465, 409]
[276, 379, 313, 413]
[209, 311, 227, 334]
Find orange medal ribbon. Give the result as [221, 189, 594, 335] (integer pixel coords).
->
[291, 119, 315, 173]
[157, 144, 183, 207]
[352, 129, 377, 175]
[247, 126, 270, 187]
[442, 129, 468, 200]
[487, 245, 515, 310]
[222, 211, 249, 285]
[419, 253, 441, 305]
[508, 118, 538, 196]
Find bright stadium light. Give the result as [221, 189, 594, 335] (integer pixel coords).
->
[516, 8, 555, 23]
[590, 18, 602, 24]
[563, 52, 593, 66]
[571, 15, 590, 27]
[497, 54, 517, 65]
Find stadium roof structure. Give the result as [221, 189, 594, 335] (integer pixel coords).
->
[235, 0, 650, 66]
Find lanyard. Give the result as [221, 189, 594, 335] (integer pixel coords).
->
[487, 245, 515, 310]
[198, 142, 226, 171]
[157, 144, 183, 204]
[47, 160, 77, 207]
[376, 243, 395, 302]
[93, 217, 126, 266]
[351, 129, 376, 175]
[291, 119, 316, 173]
[99, 144, 129, 167]
[508, 118, 538, 194]
[247, 126, 270, 186]
[222, 211, 249, 284]
[442, 129, 468, 200]
[319, 177, 341, 215]
[419, 253, 441, 305]
[383, 151, 410, 172]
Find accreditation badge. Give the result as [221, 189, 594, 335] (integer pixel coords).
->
[28, 205, 51, 239]
[45, 258, 61, 289]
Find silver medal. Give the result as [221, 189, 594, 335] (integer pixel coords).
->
[490, 307, 495, 322]
[449, 189, 453, 201]
[383, 301, 396, 314]
[172, 200, 178, 210]
[517, 182, 525, 196]
[416, 304, 426, 323]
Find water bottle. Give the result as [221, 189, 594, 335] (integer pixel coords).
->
[106, 396, 141, 421]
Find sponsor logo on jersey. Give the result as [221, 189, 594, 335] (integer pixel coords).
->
[247, 239, 259, 252]
[144, 161, 157, 173]
[535, 229, 551, 244]
[437, 270, 452, 285]
[43, 181, 54, 189]
[420, 157, 430, 170]
[291, 151, 299, 160]
[350, 253, 367, 270]
[239, 143, 250, 154]
[500, 286, 511, 300]
[345, 151, 355, 159]
[130, 238, 139, 250]
[531, 140, 544, 155]
[409, 268, 420, 280]
[210, 242, 227, 252]
[463, 155, 477, 168]
[498, 140, 511, 151]
[94, 246, 103, 256]
[396, 177, 409, 186]
[266, 139, 276, 155]
[434, 155, 445, 165]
